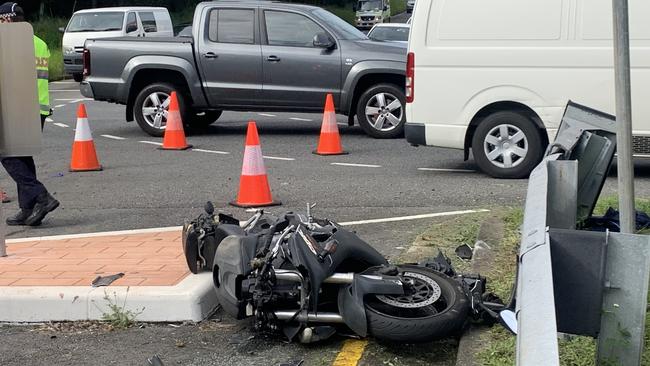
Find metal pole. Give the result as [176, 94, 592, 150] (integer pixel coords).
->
[0, 198, 6, 257]
[612, 0, 636, 233]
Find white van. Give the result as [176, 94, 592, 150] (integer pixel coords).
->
[405, 0, 650, 178]
[62, 7, 172, 82]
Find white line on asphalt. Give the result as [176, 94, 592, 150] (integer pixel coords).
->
[139, 140, 163, 146]
[5, 209, 489, 243]
[53, 122, 69, 128]
[339, 209, 491, 226]
[337, 123, 348, 126]
[55, 98, 91, 102]
[193, 148, 230, 155]
[50, 81, 78, 85]
[290, 117, 312, 122]
[69, 98, 85, 103]
[45, 117, 54, 122]
[101, 134, 126, 140]
[53, 104, 66, 109]
[331, 162, 381, 168]
[50, 90, 80, 92]
[418, 168, 476, 173]
[263, 155, 295, 161]
[258, 113, 276, 117]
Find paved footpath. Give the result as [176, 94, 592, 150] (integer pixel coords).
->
[0, 228, 217, 323]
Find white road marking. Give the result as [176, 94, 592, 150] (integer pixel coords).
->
[337, 123, 348, 126]
[69, 98, 85, 103]
[101, 134, 126, 140]
[258, 113, 276, 117]
[193, 148, 230, 155]
[50, 81, 78, 85]
[55, 98, 92, 102]
[50, 90, 80, 93]
[45, 117, 54, 122]
[263, 155, 295, 161]
[53, 123, 69, 128]
[339, 209, 491, 226]
[290, 117, 312, 122]
[6, 209, 489, 242]
[139, 140, 163, 146]
[53, 104, 66, 109]
[418, 168, 476, 173]
[331, 162, 381, 168]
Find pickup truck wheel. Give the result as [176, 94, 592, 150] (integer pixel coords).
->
[471, 111, 544, 179]
[356, 83, 406, 139]
[134, 83, 186, 137]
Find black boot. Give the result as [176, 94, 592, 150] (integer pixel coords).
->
[6, 209, 33, 226]
[25, 192, 59, 226]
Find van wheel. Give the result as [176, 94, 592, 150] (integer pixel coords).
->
[134, 83, 186, 137]
[356, 83, 406, 139]
[471, 111, 544, 179]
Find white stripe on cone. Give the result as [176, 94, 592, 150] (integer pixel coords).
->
[241, 145, 267, 176]
[74, 117, 93, 142]
[320, 111, 339, 134]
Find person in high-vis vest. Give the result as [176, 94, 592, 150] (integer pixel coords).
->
[0, 2, 59, 226]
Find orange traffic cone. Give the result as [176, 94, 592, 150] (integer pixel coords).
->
[160, 91, 192, 150]
[70, 104, 102, 172]
[230, 121, 281, 208]
[314, 94, 347, 155]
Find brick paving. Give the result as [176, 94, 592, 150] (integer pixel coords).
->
[0, 230, 190, 286]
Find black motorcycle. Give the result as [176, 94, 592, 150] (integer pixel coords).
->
[182, 203, 475, 343]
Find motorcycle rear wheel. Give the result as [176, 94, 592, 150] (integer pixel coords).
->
[364, 265, 469, 343]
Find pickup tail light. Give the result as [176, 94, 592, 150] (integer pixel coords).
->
[406, 52, 414, 103]
[82, 49, 90, 77]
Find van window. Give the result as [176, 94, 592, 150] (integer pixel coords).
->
[208, 9, 255, 44]
[435, 0, 563, 40]
[139, 12, 157, 33]
[578, 0, 650, 40]
[66, 12, 124, 32]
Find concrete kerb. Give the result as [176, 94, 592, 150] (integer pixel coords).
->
[0, 272, 217, 323]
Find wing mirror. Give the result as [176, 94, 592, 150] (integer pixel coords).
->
[499, 310, 518, 335]
[126, 23, 138, 34]
[58, 27, 65, 34]
[313, 33, 335, 49]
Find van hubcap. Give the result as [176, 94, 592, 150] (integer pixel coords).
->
[483, 124, 528, 169]
[365, 92, 403, 132]
[142, 92, 171, 130]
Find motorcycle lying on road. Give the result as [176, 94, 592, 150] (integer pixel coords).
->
[182, 203, 513, 343]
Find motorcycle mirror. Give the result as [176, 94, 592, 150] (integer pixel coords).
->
[204, 201, 215, 215]
[499, 310, 518, 335]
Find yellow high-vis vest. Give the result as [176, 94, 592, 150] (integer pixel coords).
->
[33, 35, 50, 116]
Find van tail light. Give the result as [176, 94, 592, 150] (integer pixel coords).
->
[82, 49, 91, 77]
[406, 52, 414, 103]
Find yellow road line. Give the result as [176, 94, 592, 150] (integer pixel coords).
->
[332, 339, 369, 366]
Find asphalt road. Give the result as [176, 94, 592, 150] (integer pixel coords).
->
[2, 68, 650, 366]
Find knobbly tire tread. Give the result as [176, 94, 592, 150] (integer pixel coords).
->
[365, 265, 470, 343]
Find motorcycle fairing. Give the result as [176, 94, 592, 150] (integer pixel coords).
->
[287, 223, 388, 311]
[214, 234, 263, 319]
[337, 273, 405, 336]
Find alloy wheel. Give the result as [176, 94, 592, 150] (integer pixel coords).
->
[483, 124, 529, 169]
[142, 92, 171, 130]
[364, 92, 403, 132]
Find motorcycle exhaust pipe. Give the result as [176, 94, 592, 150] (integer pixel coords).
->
[274, 311, 344, 324]
[275, 270, 381, 284]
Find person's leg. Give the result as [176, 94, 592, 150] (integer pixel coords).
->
[1, 157, 45, 210]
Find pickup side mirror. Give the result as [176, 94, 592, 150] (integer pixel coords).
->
[58, 27, 65, 34]
[126, 23, 138, 34]
[313, 33, 335, 49]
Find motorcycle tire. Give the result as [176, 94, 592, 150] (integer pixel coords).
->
[364, 265, 469, 343]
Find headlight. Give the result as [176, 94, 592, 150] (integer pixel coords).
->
[63, 46, 75, 55]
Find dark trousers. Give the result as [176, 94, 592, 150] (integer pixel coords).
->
[1, 116, 48, 210]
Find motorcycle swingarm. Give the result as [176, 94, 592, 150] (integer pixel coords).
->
[337, 274, 404, 337]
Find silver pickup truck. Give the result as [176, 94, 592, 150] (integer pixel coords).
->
[80, 1, 407, 138]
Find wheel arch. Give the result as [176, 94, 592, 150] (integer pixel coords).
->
[463, 101, 549, 161]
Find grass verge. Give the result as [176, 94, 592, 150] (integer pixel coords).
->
[32, 17, 67, 81]
[474, 196, 650, 366]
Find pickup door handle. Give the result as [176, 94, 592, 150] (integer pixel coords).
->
[203, 52, 218, 59]
[266, 55, 281, 62]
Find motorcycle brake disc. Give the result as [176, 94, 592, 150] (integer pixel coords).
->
[376, 272, 442, 309]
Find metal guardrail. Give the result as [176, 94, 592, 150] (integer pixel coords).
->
[515, 102, 650, 365]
